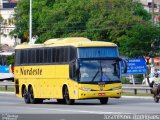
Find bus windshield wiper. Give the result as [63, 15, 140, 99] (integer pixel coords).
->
[91, 70, 100, 82]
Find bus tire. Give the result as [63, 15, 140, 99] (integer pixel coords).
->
[63, 86, 74, 105]
[154, 96, 159, 103]
[57, 99, 65, 104]
[28, 86, 40, 104]
[36, 99, 43, 104]
[99, 98, 108, 104]
[23, 87, 30, 104]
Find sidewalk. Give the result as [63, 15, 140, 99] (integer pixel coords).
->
[122, 95, 152, 99]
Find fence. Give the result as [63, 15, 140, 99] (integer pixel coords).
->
[0, 82, 151, 95]
[122, 84, 151, 95]
[0, 81, 14, 91]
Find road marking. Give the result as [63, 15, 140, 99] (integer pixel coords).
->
[11, 106, 126, 114]
[122, 96, 152, 99]
[0, 92, 14, 95]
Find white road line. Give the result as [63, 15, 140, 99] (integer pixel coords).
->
[11, 106, 126, 114]
[122, 96, 152, 99]
[0, 92, 14, 95]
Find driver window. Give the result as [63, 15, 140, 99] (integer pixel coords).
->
[80, 67, 89, 78]
[69, 61, 77, 81]
[101, 61, 119, 81]
[102, 65, 113, 81]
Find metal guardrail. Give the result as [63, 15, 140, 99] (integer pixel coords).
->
[122, 84, 151, 95]
[0, 81, 14, 91]
[0, 82, 151, 94]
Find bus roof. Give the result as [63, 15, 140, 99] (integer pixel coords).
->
[15, 37, 117, 49]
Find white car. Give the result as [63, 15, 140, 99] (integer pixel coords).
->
[142, 71, 160, 85]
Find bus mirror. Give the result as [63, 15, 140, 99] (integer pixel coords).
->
[122, 59, 127, 73]
[117, 58, 127, 73]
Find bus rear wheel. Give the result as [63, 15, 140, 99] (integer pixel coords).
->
[23, 87, 30, 104]
[99, 98, 108, 104]
[57, 99, 65, 104]
[29, 86, 43, 104]
[63, 86, 74, 105]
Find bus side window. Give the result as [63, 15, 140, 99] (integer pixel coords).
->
[20, 50, 27, 64]
[52, 48, 56, 63]
[44, 48, 52, 63]
[55, 48, 60, 62]
[70, 47, 76, 61]
[64, 47, 69, 62]
[15, 50, 20, 65]
[69, 61, 77, 81]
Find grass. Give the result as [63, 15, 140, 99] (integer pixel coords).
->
[0, 87, 14, 92]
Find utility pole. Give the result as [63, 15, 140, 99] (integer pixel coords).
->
[151, 0, 155, 74]
[152, 0, 155, 24]
[159, 4, 160, 20]
[0, 0, 1, 48]
[29, 0, 32, 43]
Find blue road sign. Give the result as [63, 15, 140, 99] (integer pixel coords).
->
[0, 66, 10, 73]
[121, 58, 147, 74]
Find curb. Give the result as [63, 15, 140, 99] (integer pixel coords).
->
[122, 96, 152, 99]
[0, 91, 14, 95]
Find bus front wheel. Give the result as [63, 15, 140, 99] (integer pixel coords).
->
[99, 98, 108, 104]
[63, 86, 74, 105]
[23, 87, 30, 104]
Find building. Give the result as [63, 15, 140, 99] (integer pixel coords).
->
[0, 0, 20, 47]
[136, 0, 160, 23]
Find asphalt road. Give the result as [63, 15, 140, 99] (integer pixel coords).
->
[1, 93, 160, 120]
[0, 92, 159, 114]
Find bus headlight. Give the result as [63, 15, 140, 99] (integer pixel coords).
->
[80, 88, 91, 91]
[112, 86, 122, 90]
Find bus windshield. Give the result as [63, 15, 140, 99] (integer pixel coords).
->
[79, 60, 120, 83]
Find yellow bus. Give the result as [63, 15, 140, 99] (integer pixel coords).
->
[14, 37, 127, 105]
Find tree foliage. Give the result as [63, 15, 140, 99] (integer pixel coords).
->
[0, 14, 4, 49]
[6, 55, 14, 65]
[118, 24, 160, 57]
[13, 0, 160, 57]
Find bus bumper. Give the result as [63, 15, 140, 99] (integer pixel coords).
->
[78, 89, 122, 99]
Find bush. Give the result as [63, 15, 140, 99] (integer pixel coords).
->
[6, 55, 14, 65]
[121, 76, 130, 84]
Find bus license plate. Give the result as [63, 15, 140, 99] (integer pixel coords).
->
[98, 93, 105, 96]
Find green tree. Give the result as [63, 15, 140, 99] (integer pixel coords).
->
[6, 55, 14, 65]
[13, 0, 159, 58]
[118, 24, 160, 57]
[0, 15, 4, 49]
